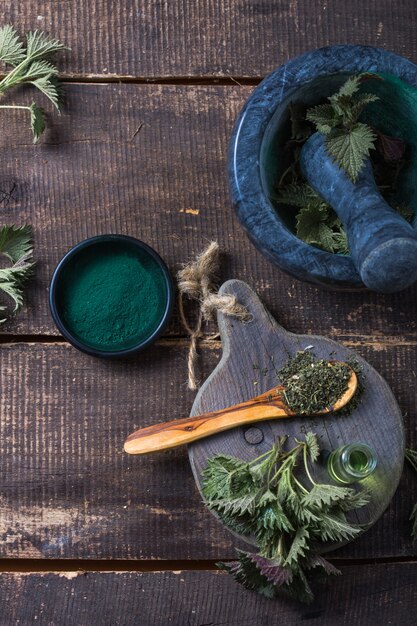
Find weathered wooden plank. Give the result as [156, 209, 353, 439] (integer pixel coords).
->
[0, 339, 415, 559]
[2, 83, 417, 340]
[1, 1, 416, 77]
[0, 566, 416, 625]
[0, 341, 226, 559]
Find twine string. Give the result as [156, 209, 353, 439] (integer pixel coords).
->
[177, 242, 251, 390]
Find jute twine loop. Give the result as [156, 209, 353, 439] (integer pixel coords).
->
[177, 241, 251, 390]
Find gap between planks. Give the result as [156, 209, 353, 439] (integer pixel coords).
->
[0, 74, 262, 86]
[1, 334, 417, 348]
[0, 556, 416, 574]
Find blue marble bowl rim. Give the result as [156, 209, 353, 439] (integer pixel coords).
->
[228, 44, 417, 289]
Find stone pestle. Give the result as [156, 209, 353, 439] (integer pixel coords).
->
[300, 132, 417, 293]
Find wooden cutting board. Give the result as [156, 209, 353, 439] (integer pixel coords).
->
[188, 280, 404, 548]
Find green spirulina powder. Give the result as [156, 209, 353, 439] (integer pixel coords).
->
[61, 246, 167, 351]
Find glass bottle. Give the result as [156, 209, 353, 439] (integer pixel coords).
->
[326, 442, 377, 484]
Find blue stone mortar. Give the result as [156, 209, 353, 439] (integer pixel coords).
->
[228, 45, 417, 291]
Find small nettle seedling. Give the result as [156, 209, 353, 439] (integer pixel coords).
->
[0, 25, 67, 142]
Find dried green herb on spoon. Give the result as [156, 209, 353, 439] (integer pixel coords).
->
[202, 432, 369, 604]
[277, 350, 353, 414]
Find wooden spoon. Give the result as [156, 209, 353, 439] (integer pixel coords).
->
[124, 364, 357, 455]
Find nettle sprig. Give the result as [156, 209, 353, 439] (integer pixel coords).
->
[0, 25, 67, 142]
[306, 75, 379, 182]
[277, 183, 349, 254]
[0, 225, 34, 323]
[202, 432, 369, 604]
[405, 448, 417, 540]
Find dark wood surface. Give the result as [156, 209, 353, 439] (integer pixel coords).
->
[0, 1, 416, 623]
[0, 566, 416, 626]
[0, 1, 416, 78]
[3, 83, 417, 339]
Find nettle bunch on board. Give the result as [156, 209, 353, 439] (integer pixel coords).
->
[202, 432, 369, 604]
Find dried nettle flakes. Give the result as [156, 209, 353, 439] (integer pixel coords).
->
[278, 351, 352, 413]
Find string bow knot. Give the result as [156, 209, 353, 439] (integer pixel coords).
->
[177, 242, 251, 389]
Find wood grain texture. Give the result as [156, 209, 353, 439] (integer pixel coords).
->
[3, 84, 417, 340]
[0, 336, 414, 560]
[0, 1, 416, 77]
[0, 340, 232, 559]
[0, 0, 415, 618]
[189, 280, 404, 551]
[0, 566, 416, 625]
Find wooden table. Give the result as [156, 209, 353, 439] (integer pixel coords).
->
[0, 2, 416, 624]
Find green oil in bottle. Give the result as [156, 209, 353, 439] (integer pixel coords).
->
[327, 442, 377, 484]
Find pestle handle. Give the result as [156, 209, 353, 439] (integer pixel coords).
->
[300, 132, 417, 292]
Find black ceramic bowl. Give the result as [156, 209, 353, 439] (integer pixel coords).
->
[49, 235, 174, 357]
[228, 45, 417, 290]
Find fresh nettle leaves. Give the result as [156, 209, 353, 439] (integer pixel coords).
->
[306, 75, 379, 182]
[276, 74, 414, 254]
[202, 432, 369, 604]
[0, 225, 34, 323]
[405, 448, 417, 541]
[277, 183, 349, 254]
[0, 25, 67, 142]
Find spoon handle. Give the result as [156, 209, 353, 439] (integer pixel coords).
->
[124, 388, 292, 454]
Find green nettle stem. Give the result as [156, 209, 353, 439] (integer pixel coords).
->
[0, 59, 29, 91]
[248, 448, 275, 466]
[302, 445, 317, 487]
[270, 447, 302, 484]
[293, 474, 309, 494]
[0, 105, 31, 110]
[0, 45, 53, 91]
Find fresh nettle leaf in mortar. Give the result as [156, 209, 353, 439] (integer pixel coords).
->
[0, 25, 67, 142]
[306, 75, 379, 182]
[0, 225, 34, 323]
[276, 74, 414, 255]
[202, 432, 369, 604]
[276, 183, 349, 255]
